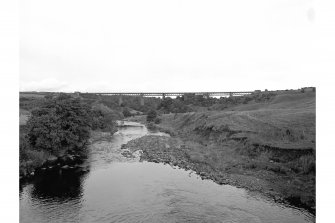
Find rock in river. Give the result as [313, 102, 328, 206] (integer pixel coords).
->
[121, 150, 135, 158]
[61, 165, 69, 170]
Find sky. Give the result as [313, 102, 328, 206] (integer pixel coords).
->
[19, 0, 335, 92]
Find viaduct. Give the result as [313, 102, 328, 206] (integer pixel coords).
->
[81, 91, 256, 106]
[21, 91, 259, 106]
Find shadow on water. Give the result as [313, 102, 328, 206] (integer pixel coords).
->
[30, 168, 90, 202]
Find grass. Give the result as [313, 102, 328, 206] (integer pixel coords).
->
[145, 90, 316, 212]
[289, 154, 316, 174]
[158, 93, 315, 150]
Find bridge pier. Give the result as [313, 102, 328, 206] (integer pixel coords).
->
[162, 93, 166, 99]
[183, 94, 188, 101]
[140, 94, 144, 106]
[229, 92, 233, 98]
[118, 95, 123, 106]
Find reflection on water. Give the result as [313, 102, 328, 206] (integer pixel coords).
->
[20, 121, 315, 223]
[31, 169, 88, 200]
[20, 169, 90, 223]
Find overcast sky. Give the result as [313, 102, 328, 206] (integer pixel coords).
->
[19, 0, 334, 92]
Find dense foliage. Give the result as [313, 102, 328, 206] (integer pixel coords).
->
[80, 94, 161, 113]
[19, 94, 122, 177]
[158, 97, 191, 113]
[91, 103, 119, 133]
[19, 96, 46, 111]
[146, 110, 157, 122]
[26, 94, 93, 155]
[122, 107, 132, 117]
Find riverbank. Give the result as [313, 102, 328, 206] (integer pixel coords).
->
[19, 130, 113, 181]
[125, 92, 316, 214]
[125, 133, 315, 214]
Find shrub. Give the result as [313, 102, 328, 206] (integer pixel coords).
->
[147, 110, 157, 122]
[154, 117, 161, 124]
[146, 122, 156, 130]
[297, 155, 315, 174]
[26, 94, 92, 155]
[288, 154, 315, 174]
[158, 98, 191, 113]
[91, 103, 118, 133]
[19, 134, 31, 161]
[122, 107, 132, 117]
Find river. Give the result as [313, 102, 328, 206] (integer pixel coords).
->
[20, 121, 314, 223]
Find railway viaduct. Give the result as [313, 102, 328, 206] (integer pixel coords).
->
[85, 91, 255, 106]
[20, 91, 258, 106]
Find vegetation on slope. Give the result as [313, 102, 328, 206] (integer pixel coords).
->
[20, 89, 316, 213]
[80, 93, 161, 113]
[126, 91, 316, 213]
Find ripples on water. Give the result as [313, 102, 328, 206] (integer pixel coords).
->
[20, 121, 315, 223]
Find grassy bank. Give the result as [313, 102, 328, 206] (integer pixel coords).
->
[126, 91, 316, 213]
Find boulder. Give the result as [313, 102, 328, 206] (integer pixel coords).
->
[59, 154, 78, 165]
[121, 150, 135, 158]
[47, 155, 58, 163]
[61, 165, 69, 169]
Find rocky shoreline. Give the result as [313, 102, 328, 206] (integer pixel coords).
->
[19, 151, 90, 181]
[123, 134, 315, 215]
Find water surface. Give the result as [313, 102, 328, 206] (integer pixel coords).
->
[20, 121, 314, 223]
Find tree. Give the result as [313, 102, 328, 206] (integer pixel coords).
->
[122, 107, 132, 117]
[91, 103, 119, 133]
[158, 98, 173, 111]
[146, 110, 157, 122]
[26, 94, 92, 155]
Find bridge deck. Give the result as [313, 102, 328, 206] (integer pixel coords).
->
[20, 91, 256, 97]
[90, 92, 254, 96]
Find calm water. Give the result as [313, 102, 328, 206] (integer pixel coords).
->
[20, 121, 315, 223]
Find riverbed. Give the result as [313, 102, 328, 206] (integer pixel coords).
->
[20, 121, 315, 223]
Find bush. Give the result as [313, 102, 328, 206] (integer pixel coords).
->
[288, 154, 315, 174]
[26, 94, 92, 155]
[20, 133, 31, 161]
[122, 107, 132, 117]
[158, 98, 191, 113]
[147, 110, 157, 122]
[91, 103, 119, 133]
[297, 155, 315, 174]
[154, 117, 161, 124]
